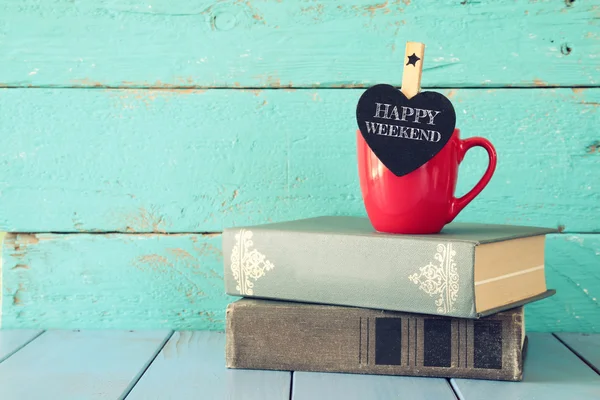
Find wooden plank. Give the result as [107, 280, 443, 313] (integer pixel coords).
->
[292, 371, 455, 400]
[525, 234, 600, 333]
[0, 330, 171, 400]
[555, 333, 600, 373]
[0, 88, 598, 233]
[127, 331, 291, 400]
[0, 232, 5, 327]
[0, 0, 598, 88]
[0, 330, 42, 363]
[2, 232, 599, 332]
[1, 233, 234, 330]
[451, 333, 600, 400]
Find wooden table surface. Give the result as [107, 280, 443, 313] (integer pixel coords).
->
[0, 330, 598, 399]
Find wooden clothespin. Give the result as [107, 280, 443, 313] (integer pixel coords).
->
[400, 42, 425, 99]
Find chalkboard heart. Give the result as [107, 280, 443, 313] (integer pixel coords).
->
[356, 84, 456, 177]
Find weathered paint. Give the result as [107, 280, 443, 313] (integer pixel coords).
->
[0, 88, 598, 233]
[2, 232, 599, 332]
[0, 0, 598, 88]
[526, 234, 600, 333]
[0, 0, 598, 335]
[1, 233, 238, 330]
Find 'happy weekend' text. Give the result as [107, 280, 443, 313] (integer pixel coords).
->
[365, 102, 442, 142]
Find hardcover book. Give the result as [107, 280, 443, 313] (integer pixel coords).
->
[225, 299, 527, 381]
[223, 216, 555, 319]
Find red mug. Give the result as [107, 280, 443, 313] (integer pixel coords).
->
[357, 128, 497, 234]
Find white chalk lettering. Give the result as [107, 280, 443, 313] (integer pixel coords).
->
[401, 106, 414, 122]
[365, 121, 379, 134]
[378, 123, 389, 136]
[426, 110, 441, 125]
[414, 108, 428, 124]
[364, 120, 443, 143]
[399, 126, 410, 138]
[389, 106, 400, 121]
[429, 130, 441, 142]
[374, 103, 391, 119]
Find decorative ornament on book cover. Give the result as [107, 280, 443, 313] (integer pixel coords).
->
[355, 41, 497, 235]
[228, 225, 461, 313]
[409, 243, 459, 314]
[230, 229, 274, 295]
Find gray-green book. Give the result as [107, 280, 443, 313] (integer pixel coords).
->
[223, 216, 555, 319]
[226, 298, 528, 381]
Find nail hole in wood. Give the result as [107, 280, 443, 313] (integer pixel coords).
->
[565, 0, 575, 7]
[561, 43, 572, 55]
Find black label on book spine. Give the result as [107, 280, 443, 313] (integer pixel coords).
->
[375, 318, 402, 365]
[424, 319, 452, 367]
[474, 320, 503, 369]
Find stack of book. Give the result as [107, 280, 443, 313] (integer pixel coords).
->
[222, 216, 556, 381]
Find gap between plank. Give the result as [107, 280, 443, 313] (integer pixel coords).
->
[0, 85, 599, 90]
[3, 231, 598, 236]
[0, 330, 45, 364]
[289, 371, 295, 400]
[552, 333, 600, 375]
[3, 231, 221, 236]
[120, 330, 175, 400]
[449, 379, 465, 400]
[445, 378, 461, 400]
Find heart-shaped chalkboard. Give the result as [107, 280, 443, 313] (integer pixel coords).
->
[356, 84, 456, 177]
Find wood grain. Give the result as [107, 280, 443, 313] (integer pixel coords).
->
[292, 371, 456, 400]
[2, 232, 598, 332]
[525, 234, 600, 333]
[0, 88, 598, 233]
[0, 330, 597, 399]
[451, 333, 600, 399]
[555, 333, 600, 373]
[0, 330, 171, 400]
[401, 42, 425, 98]
[127, 331, 291, 400]
[0, 0, 598, 88]
[1, 232, 235, 330]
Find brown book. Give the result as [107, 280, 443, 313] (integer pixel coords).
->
[226, 299, 527, 381]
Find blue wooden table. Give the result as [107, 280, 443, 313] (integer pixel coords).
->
[0, 330, 598, 399]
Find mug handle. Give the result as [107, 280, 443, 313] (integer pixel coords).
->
[448, 137, 497, 223]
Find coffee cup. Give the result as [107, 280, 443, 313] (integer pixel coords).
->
[356, 128, 497, 234]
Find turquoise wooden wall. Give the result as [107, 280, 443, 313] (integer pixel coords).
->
[0, 0, 598, 332]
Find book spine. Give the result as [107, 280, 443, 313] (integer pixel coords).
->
[226, 300, 524, 381]
[223, 227, 477, 318]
